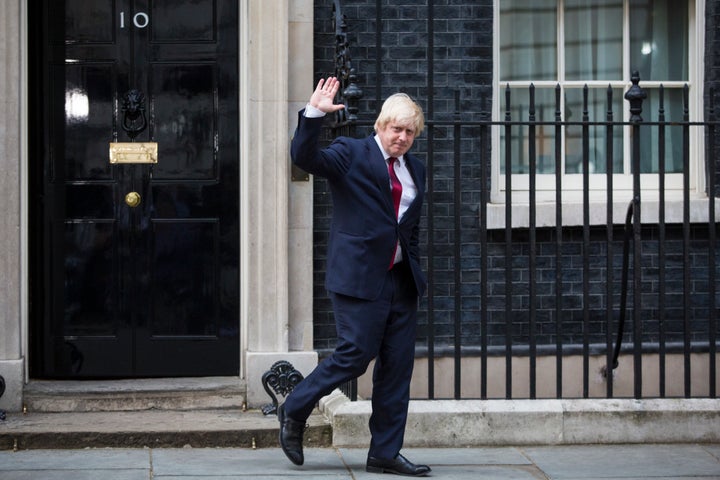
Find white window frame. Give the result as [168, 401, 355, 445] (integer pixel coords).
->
[489, 0, 711, 229]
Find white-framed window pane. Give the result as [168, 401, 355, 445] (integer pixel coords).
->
[639, 88, 685, 173]
[500, 87, 558, 174]
[499, 0, 557, 81]
[630, 0, 689, 82]
[564, 87, 624, 174]
[565, 0, 623, 80]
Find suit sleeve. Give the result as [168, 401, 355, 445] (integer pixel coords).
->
[291, 110, 350, 181]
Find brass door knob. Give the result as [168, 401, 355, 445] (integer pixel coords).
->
[125, 191, 141, 207]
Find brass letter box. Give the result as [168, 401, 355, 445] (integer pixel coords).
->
[109, 142, 158, 164]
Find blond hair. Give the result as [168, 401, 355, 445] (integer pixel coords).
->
[374, 93, 425, 136]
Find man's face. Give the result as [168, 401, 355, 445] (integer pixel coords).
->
[377, 121, 416, 158]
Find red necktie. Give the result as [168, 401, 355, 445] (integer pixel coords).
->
[388, 157, 402, 268]
[388, 157, 402, 217]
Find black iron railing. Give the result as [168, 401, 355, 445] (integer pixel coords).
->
[325, 0, 718, 402]
[329, 74, 719, 401]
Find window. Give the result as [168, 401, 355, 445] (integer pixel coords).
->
[493, 0, 704, 211]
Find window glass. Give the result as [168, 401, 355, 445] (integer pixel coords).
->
[630, 0, 689, 82]
[500, 0, 557, 81]
[501, 87, 558, 174]
[564, 87, 624, 174]
[565, 0, 623, 80]
[639, 88, 685, 173]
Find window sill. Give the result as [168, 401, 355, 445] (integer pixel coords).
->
[485, 196, 720, 230]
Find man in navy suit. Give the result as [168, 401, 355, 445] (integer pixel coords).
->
[278, 77, 430, 477]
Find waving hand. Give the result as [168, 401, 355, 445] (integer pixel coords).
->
[309, 77, 346, 113]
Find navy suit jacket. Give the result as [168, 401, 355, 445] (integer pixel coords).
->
[291, 110, 427, 301]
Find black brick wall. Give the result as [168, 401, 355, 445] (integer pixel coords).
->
[309, 0, 720, 354]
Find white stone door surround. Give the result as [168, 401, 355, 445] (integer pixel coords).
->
[0, 0, 318, 411]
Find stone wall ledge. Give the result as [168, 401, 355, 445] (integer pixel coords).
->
[320, 395, 720, 447]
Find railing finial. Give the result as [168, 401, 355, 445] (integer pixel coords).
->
[624, 71, 647, 122]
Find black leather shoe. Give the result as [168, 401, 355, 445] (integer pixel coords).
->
[366, 453, 432, 476]
[278, 403, 305, 465]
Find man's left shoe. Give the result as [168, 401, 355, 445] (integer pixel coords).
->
[366, 453, 432, 477]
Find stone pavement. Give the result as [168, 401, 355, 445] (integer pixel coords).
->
[2, 381, 720, 479]
[0, 444, 719, 479]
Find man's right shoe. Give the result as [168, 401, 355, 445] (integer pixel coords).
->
[366, 453, 432, 476]
[278, 403, 305, 466]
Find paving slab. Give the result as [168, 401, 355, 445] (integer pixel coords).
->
[338, 446, 533, 466]
[0, 448, 150, 471]
[0, 448, 151, 480]
[377, 465, 545, 480]
[522, 444, 720, 479]
[337, 447, 546, 479]
[705, 444, 720, 461]
[157, 476, 350, 480]
[0, 471, 148, 480]
[152, 447, 347, 477]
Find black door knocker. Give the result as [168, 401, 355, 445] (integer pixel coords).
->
[122, 89, 148, 140]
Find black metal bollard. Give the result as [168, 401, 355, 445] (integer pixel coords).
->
[260, 361, 304, 416]
[0, 375, 6, 420]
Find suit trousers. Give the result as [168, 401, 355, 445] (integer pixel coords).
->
[282, 261, 418, 459]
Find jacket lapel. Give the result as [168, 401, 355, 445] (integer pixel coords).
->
[366, 137, 395, 213]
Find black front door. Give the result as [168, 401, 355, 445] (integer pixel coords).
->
[29, 0, 239, 378]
